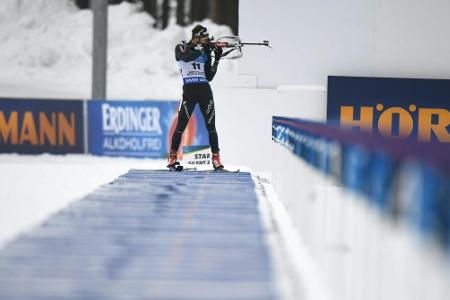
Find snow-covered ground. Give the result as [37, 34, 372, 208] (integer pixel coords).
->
[0, 154, 165, 247]
[0, 150, 308, 298]
[0, 154, 246, 250]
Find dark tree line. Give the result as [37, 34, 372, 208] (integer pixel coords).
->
[73, 0, 238, 34]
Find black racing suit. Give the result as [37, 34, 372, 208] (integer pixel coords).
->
[170, 42, 221, 153]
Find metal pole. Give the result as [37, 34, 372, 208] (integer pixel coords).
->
[92, 0, 108, 100]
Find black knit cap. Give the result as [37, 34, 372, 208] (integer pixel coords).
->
[192, 24, 208, 38]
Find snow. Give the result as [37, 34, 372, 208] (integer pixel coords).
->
[0, 153, 248, 248]
[254, 173, 333, 300]
[0, 154, 164, 248]
[0, 0, 237, 100]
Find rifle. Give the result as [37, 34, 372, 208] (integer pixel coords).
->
[210, 36, 271, 59]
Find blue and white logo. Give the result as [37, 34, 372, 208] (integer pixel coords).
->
[88, 100, 177, 158]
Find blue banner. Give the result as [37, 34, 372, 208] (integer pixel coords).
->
[88, 100, 208, 158]
[273, 116, 450, 249]
[0, 98, 84, 154]
[327, 76, 450, 142]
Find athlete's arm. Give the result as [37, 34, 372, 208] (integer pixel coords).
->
[175, 43, 202, 62]
[205, 48, 221, 81]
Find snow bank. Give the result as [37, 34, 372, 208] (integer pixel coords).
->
[0, 153, 248, 249]
[0, 0, 236, 99]
[0, 154, 166, 248]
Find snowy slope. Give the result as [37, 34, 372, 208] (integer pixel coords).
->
[0, 0, 236, 99]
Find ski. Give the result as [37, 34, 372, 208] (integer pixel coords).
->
[167, 162, 184, 172]
[166, 165, 239, 173]
[168, 165, 183, 171]
[178, 167, 198, 171]
[214, 168, 240, 173]
[167, 164, 198, 172]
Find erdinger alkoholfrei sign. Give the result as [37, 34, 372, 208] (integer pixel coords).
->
[0, 98, 84, 154]
[327, 76, 450, 143]
[88, 100, 208, 158]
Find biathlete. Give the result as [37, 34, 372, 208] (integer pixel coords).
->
[167, 24, 224, 170]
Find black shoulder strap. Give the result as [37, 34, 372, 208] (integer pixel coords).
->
[220, 48, 236, 58]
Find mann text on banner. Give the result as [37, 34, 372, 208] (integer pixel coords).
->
[0, 98, 84, 154]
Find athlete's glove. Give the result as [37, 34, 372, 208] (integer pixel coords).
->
[203, 42, 212, 52]
[213, 46, 223, 59]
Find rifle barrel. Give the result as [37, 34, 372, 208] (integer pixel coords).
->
[241, 42, 264, 45]
[212, 39, 270, 49]
[241, 41, 270, 47]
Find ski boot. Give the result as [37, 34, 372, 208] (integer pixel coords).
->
[212, 153, 224, 170]
[167, 151, 183, 171]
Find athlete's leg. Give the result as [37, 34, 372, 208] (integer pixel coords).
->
[199, 98, 219, 153]
[170, 99, 196, 152]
